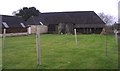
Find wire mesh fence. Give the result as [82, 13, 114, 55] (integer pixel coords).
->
[1, 25, 119, 69]
[117, 33, 120, 69]
[0, 16, 2, 71]
[0, 38, 1, 70]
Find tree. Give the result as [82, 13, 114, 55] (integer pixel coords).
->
[13, 7, 40, 21]
[98, 12, 115, 25]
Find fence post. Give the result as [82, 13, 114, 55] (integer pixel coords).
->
[74, 29, 78, 48]
[36, 26, 41, 65]
[3, 29, 6, 48]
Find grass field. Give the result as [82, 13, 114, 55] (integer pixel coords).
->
[2, 34, 118, 69]
[0, 37, 2, 70]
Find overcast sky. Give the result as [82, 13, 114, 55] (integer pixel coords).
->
[0, 0, 119, 21]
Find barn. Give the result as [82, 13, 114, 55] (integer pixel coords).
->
[114, 23, 120, 30]
[25, 16, 48, 34]
[26, 11, 105, 34]
[0, 15, 28, 36]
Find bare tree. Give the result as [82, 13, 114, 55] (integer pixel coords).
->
[12, 9, 21, 16]
[98, 12, 115, 25]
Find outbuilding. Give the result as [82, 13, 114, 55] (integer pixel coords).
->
[26, 11, 105, 34]
[0, 15, 28, 36]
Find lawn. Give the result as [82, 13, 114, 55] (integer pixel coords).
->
[2, 34, 118, 69]
[0, 37, 2, 70]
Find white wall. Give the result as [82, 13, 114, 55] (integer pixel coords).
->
[28, 25, 48, 34]
[28, 27, 32, 34]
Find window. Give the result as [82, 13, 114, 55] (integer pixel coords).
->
[40, 22, 44, 25]
[20, 23, 26, 28]
[2, 22, 9, 28]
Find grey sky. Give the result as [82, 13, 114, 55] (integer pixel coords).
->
[0, 0, 119, 21]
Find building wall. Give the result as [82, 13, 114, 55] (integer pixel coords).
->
[30, 25, 48, 34]
[76, 28, 103, 34]
[1, 28, 28, 36]
[2, 28, 27, 34]
[48, 24, 57, 34]
[48, 23, 103, 34]
[0, 33, 28, 36]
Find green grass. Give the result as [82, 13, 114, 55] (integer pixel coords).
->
[0, 37, 2, 70]
[2, 34, 118, 69]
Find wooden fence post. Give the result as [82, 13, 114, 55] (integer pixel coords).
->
[36, 26, 41, 65]
[3, 29, 6, 48]
[74, 29, 78, 48]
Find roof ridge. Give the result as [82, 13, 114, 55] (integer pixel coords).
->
[41, 11, 94, 14]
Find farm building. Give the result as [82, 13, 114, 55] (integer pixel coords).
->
[0, 15, 28, 36]
[114, 23, 120, 30]
[26, 11, 105, 34]
[26, 16, 48, 34]
[114, 23, 120, 35]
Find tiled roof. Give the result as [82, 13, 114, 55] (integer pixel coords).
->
[26, 11, 105, 28]
[0, 15, 27, 28]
